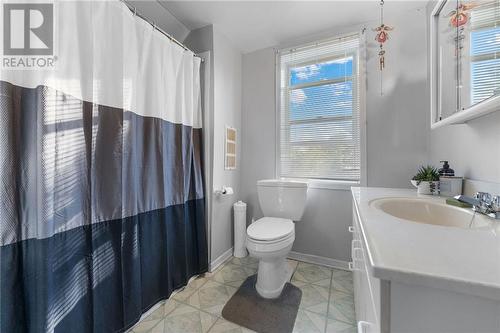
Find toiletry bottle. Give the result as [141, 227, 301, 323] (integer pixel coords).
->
[438, 161, 454, 176]
[438, 161, 462, 196]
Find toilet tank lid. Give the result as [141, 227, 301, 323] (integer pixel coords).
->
[257, 179, 309, 188]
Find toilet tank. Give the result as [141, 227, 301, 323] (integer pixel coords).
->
[257, 179, 309, 221]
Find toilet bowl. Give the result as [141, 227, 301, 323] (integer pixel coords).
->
[246, 217, 295, 298]
[246, 179, 308, 299]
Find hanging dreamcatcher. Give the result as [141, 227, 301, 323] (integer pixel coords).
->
[373, 0, 394, 95]
[373, 0, 393, 71]
[448, 2, 476, 28]
[447, 2, 477, 57]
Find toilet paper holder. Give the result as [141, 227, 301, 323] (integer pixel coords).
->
[214, 186, 234, 196]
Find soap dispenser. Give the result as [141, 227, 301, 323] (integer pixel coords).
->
[438, 161, 462, 197]
[438, 161, 454, 176]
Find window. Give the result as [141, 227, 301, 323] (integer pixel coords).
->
[278, 34, 361, 181]
[469, 2, 500, 105]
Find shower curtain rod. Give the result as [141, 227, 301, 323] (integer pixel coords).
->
[120, 0, 204, 62]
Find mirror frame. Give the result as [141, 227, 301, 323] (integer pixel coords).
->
[430, 0, 500, 129]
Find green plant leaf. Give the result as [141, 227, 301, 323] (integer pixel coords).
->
[412, 165, 440, 184]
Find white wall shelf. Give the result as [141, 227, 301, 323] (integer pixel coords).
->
[431, 95, 500, 130]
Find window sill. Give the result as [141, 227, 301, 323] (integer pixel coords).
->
[307, 179, 360, 191]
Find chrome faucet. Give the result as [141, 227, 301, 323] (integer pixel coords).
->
[455, 192, 500, 219]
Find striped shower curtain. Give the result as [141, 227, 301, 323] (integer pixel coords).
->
[0, 1, 207, 332]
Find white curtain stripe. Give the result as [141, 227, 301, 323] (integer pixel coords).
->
[0, 1, 202, 128]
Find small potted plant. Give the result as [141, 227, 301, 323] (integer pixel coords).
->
[411, 165, 440, 195]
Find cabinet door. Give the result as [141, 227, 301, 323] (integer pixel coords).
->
[351, 205, 365, 325]
[358, 254, 380, 333]
[352, 240, 364, 323]
[352, 204, 381, 333]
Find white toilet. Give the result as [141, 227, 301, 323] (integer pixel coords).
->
[246, 179, 309, 298]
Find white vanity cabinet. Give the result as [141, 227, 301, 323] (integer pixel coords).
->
[351, 189, 500, 333]
[351, 204, 387, 333]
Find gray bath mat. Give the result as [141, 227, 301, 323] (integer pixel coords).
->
[221, 275, 302, 333]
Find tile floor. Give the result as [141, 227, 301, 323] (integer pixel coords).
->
[130, 257, 356, 333]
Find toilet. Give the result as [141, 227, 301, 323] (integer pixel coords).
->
[246, 179, 309, 299]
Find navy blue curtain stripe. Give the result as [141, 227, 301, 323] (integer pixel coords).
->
[0, 81, 208, 332]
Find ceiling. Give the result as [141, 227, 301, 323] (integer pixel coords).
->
[160, 1, 428, 54]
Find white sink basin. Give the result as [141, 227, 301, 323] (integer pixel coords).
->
[370, 197, 491, 228]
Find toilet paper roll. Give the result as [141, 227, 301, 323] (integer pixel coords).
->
[233, 201, 247, 258]
[215, 186, 234, 195]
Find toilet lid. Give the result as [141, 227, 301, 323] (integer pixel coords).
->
[247, 217, 294, 241]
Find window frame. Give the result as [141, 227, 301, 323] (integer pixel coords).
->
[275, 32, 367, 188]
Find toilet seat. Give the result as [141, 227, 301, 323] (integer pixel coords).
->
[247, 217, 294, 242]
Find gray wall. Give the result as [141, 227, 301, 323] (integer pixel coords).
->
[127, 1, 190, 41]
[365, 8, 430, 188]
[240, 48, 276, 228]
[184, 25, 214, 55]
[185, 26, 243, 264]
[241, 6, 429, 262]
[211, 27, 242, 262]
[429, 112, 500, 183]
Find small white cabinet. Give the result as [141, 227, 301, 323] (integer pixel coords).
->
[351, 202, 500, 333]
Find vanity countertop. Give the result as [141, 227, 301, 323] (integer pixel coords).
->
[352, 187, 500, 300]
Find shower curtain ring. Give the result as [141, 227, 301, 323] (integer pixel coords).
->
[133, 7, 137, 16]
[153, 22, 157, 31]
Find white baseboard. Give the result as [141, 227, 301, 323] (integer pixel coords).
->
[210, 247, 233, 272]
[288, 251, 350, 271]
[210, 248, 349, 272]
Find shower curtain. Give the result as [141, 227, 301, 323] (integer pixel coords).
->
[0, 1, 207, 332]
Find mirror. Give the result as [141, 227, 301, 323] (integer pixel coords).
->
[430, 0, 500, 125]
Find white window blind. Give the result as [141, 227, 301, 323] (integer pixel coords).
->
[470, 1, 500, 105]
[278, 34, 361, 181]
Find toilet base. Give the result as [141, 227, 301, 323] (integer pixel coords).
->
[254, 251, 294, 299]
